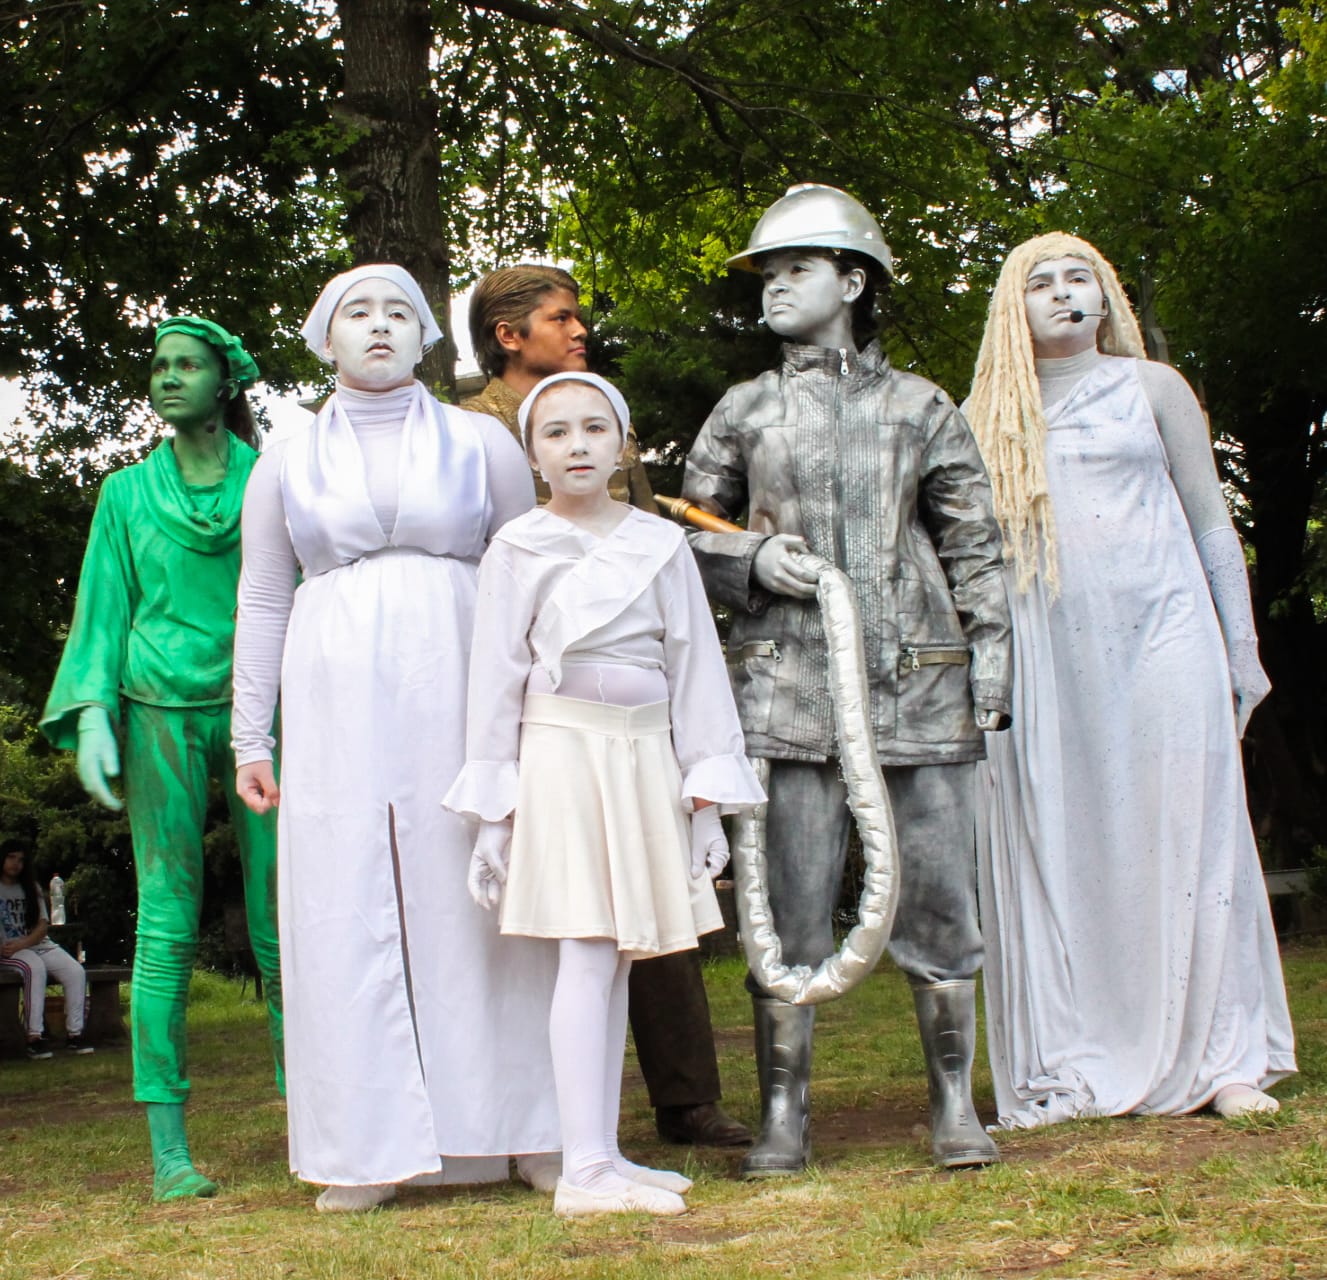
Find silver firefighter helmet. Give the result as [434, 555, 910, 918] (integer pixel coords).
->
[726, 183, 894, 280]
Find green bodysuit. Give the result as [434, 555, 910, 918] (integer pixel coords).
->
[42, 438, 282, 1103]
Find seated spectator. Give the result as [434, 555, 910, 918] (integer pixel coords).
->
[0, 838, 93, 1056]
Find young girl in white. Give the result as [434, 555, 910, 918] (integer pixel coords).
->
[445, 371, 764, 1218]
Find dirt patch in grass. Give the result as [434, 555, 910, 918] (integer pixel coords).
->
[555, 1220, 753, 1255]
[654, 1221, 753, 1246]
[815, 1095, 933, 1151]
[981, 1241, 1083, 1275]
[7, 1095, 140, 1127]
[234, 1136, 290, 1167]
[83, 1170, 138, 1192]
[710, 1026, 751, 1051]
[808, 1097, 1291, 1171]
[1000, 1114, 1288, 1175]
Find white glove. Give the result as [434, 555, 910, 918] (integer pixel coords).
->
[689, 805, 729, 879]
[1197, 527, 1271, 739]
[468, 818, 511, 911]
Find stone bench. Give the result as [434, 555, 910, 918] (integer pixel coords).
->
[0, 963, 131, 1056]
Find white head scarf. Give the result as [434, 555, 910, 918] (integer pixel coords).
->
[517, 371, 631, 449]
[300, 263, 444, 364]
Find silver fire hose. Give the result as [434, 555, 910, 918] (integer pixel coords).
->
[731, 552, 900, 1005]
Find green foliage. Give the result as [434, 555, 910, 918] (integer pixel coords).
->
[0, 460, 92, 708]
[0, 706, 134, 962]
[1008, 1, 1327, 862]
[488, 0, 1327, 859]
[0, 705, 249, 967]
[4, 0, 1327, 860]
[1309, 845, 1327, 905]
[2, 0, 343, 468]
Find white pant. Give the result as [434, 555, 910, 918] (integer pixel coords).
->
[0, 944, 86, 1036]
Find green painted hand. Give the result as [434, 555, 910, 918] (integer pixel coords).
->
[76, 705, 124, 811]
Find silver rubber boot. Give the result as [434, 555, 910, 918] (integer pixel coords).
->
[739, 997, 815, 1178]
[913, 979, 1000, 1168]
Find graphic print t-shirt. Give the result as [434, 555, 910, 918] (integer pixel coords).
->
[0, 882, 47, 943]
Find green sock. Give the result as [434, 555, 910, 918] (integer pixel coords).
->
[146, 1103, 218, 1201]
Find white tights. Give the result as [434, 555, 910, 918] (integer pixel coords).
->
[551, 938, 632, 1192]
[550, 937, 688, 1195]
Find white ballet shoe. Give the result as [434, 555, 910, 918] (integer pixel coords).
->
[553, 1176, 686, 1218]
[315, 1182, 397, 1212]
[613, 1157, 691, 1193]
[516, 1152, 562, 1193]
[1212, 1084, 1280, 1118]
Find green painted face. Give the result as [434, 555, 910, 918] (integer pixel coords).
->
[149, 333, 227, 432]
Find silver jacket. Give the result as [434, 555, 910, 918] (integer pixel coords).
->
[683, 341, 1012, 766]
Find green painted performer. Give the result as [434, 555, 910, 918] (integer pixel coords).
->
[42, 317, 282, 1202]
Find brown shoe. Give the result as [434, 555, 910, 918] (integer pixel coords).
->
[655, 1102, 753, 1148]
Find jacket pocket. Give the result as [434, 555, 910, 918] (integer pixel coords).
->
[894, 642, 976, 743]
[729, 639, 781, 739]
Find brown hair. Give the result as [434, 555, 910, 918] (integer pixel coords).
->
[0, 839, 43, 936]
[219, 391, 259, 451]
[469, 265, 581, 378]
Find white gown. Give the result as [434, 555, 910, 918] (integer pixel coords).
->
[272, 389, 560, 1185]
[977, 358, 1295, 1129]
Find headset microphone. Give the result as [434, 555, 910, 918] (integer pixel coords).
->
[1068, 310, 1108, 323]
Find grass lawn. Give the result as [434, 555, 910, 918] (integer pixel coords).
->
[2, 941, 1323, 1279]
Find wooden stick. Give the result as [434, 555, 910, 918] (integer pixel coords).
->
[654, 494, 744, 534]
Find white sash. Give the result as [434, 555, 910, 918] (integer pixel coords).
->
[282, 383, 491, 577]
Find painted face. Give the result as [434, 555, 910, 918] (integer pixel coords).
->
[759, 250, 860, 348]
[1023, 256, 1106, 357]
[504, 288, 588, 379]
[149, 334, 227, 431]
[528, 382, 623, 500]
[324, 277, 425, 391]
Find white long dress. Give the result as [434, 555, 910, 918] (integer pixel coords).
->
[238, 387, 560, 1186]
[977, 357, 1296, 1129]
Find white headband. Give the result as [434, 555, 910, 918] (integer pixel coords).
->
[300, 263, 444, 364]
[517, 371, 631, 448]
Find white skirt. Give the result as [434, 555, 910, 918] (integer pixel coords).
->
[501, 693, 723, 956]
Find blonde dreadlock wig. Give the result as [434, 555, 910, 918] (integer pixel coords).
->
[966, 233, 1146, 595]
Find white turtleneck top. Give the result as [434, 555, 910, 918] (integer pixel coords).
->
[1033, 349, 1231, 541]
[231, 381, 529, 764]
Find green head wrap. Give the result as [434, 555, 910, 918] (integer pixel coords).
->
[154, 316, 260, 391]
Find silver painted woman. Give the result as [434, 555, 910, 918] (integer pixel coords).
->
[965, 234, 1295, 1128]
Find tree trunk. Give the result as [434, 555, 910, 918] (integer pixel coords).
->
[336, 0, 456, 392]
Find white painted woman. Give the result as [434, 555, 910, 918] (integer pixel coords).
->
[231, 264, 560, 1210]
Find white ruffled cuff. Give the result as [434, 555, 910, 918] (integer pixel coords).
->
[442, 760, 519, 822]
[679, 753, 767, 815]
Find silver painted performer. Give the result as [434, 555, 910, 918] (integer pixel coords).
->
[682, 185, 1013, 1173]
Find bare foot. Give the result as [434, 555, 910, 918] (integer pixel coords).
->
[315, 1182, 396, 1212]
[1212, 1084, 1279, 1118]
